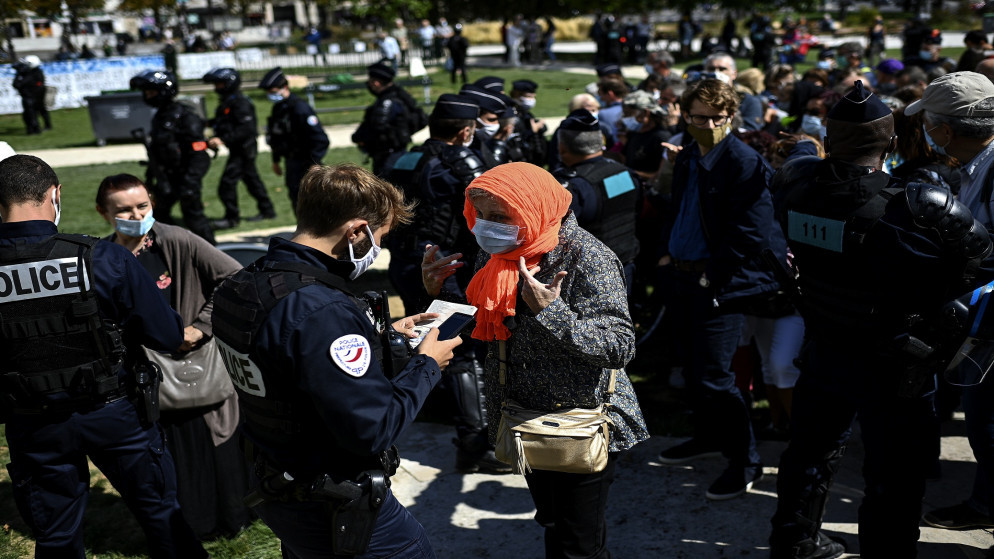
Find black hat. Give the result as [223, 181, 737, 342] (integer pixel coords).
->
[474, 76, 505, 92]
[258, 67, 287, 90]
[368, 60, 396, 82]
[596, 63, 622, 77]
[432, 94, 480, 120]
[460, 85, 508, 115]
[923, 28, 942, 45]
[966, 30, 989, 45]
[560, 109, 599, 132]
[512, 79, 538, 94]
[826, 80, 891, 123]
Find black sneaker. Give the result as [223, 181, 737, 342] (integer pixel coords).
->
[705, 465, 763, 501]
[923, 502, 994, 530]
[210, 218, 239, 230]
[657, 438, 722, 465]
[245, 212, 277, 222]
[772, 531, 846, 559]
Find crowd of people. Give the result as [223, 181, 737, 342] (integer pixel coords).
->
[6, 13, 994, 559]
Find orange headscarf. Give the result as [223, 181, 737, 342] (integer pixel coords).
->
[463, 163, 573, 341]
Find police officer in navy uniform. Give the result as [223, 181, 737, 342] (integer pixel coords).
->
[352, 60, 426, 176]
[554, 108, 641, 293]
[202, 67, 276, 230]
[509, 79, 548, 166]
[258, 67, 330, 211]
[460, 85, 518, 167]
[382, 94, 508, 474]
[130, 70, 215, 245]
[211, 163, 461, 558]
[0, 155, 207, 558]
[12, 55, 51, 135]
[769, 82, 994, 559]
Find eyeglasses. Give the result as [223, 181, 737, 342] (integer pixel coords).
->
[686, 114, 731, 126]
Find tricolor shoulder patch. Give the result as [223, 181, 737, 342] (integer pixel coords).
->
[307, 115, 320, 127]
[330, 334, 372, 377]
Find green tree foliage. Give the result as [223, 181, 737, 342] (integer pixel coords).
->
[0, 0, 32, 59]
[116, 0, 178, 35]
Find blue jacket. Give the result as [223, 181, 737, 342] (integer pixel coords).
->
[663, 134, 787, 304]
[0, 220, 184, 377]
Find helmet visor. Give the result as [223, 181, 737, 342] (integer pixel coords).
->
[945, 337, 994, 387]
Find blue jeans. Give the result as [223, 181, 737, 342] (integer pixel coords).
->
[255, 490, 435, 559]
[5, 398, 205, 559]
[963, 375, 994, 516]
[771, 340, 935, 558]
[676, 271, 761, 469]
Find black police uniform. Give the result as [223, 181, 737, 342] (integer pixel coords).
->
[208, 84, 275, 225]
[211, 237, 442, 556]
[510, 81, 548, 167]
[265, 93, 329, 209]
[353, 83, 424, 176]
[0, 220, 206, 558]
[770, 155, 994, 557]
[12, 63, 50, 134]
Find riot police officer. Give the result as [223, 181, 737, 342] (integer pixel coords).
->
[381, 94, 508, 474]
[460, 85, 518, 167]
[202, 67, 276, 230]
[12, 55, 51, 135]
[553, 108, 641, 293]
[509, 79, 548, 166]
[769, 82, 994, 559]
[130, 70, 215, 245]
[0, 154, 206, 558]
[258, 66, 330, 211]
[211, 163, 461, 558]
[352, 60, 427, 176]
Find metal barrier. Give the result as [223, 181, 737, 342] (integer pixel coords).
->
[304, 76, 434, 113]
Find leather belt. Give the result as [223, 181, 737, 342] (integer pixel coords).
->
[672, 259, 709, 273]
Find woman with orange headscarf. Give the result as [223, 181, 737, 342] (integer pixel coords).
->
[423, 162, 649, 558]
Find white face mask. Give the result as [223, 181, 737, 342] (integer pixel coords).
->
[477, 119, 500, 138]
[801, 114, 824, 137]
[115, 211, 156, 238]
[519, 97, 536, 110]
[347, 224, 381, 280]
[589, 111, 599, 120]
[268, 92, 284, 103]
[52, 189, 61, 227]
[472, 218, 522, 254]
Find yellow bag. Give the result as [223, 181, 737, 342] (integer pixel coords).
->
[495, 401, 612, 474]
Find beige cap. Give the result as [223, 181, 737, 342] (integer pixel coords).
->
[905, 71, 994, 117]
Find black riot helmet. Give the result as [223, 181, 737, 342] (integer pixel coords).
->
[130, 70, 178, 108]
[203, 67, 241, 96]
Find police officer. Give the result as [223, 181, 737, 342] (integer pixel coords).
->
[553, 108, 641, 293]
[12, 55, 51, 135]
[258, 66, 330, 211]
[769, 82, 994, 559]
[202, 67, 276, 230]
[381, 95, 508, 474]
[460, 85, 518, 167]
[508, 79, 548, 166]
[211, 163, 461, 558]
[352, 60, 427, 176]
[0, 154, 206, 558]
[130, 70, 215, 245]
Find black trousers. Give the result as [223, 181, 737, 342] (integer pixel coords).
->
[217, 145, 274, 220]
[21, 94, 50, 134]
[524, 453, 619, 559]
[157, 173, 216, 245]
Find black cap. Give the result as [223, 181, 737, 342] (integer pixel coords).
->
[512, 79, 538, 94]
[474, 76, 505, 92]
[560, 109, 600, 132]
[432, 94, 479, 120]
[368, 60, 395, 82]
[596, 63, 622, 77]
[966, 30, 989, 45]
[826, 80, 891, 123]
[923, 28, 942, 45]
[258, 67, 287, 90]
[460, 85, 508, 115]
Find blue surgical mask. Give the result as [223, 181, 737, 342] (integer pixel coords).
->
[347, 224, 381, 280]
[644, 64, 654, 75]
[620, 116, 641, 132]
[923, 123, 948, 156]
[519, 97, 536, 110]
[801, 114, 824, 137]
[919, 49, 933, 60]
[816, 60, 833, 70]
[472, 218, 521, 254]
[268, 92, 284, 103]
[115, 211, 155, 238]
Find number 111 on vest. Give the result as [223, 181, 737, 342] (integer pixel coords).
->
[787, 210, 845, 253]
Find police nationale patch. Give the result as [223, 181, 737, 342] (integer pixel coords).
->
[330, 334, 372, 377]
[307, 115, 320, 127]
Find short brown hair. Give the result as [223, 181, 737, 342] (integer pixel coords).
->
[597, 78, 628, 98]
[96, 173, 146, 208]
[296, 164, 414, 237]
[681, 78, 740, 114]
